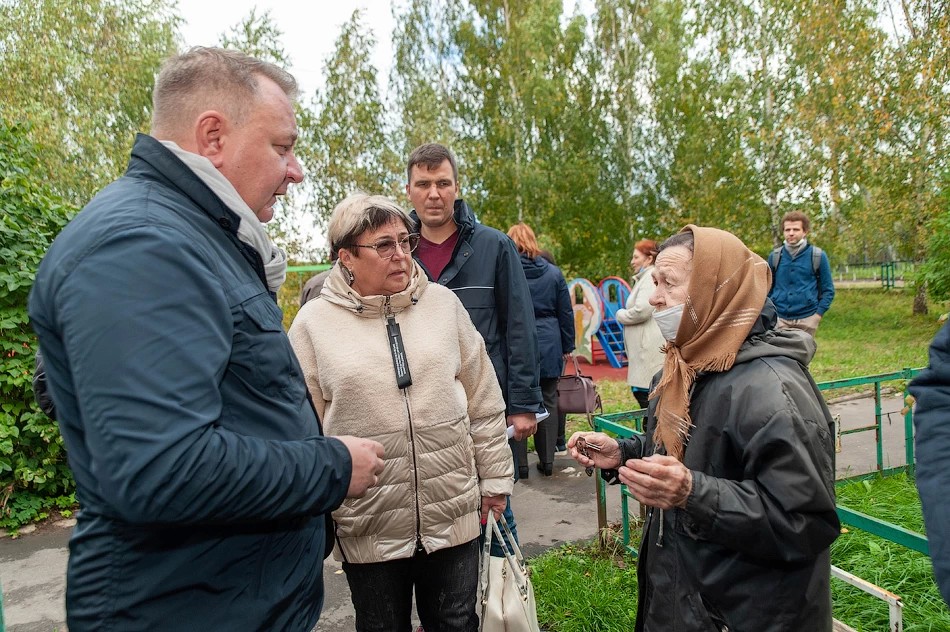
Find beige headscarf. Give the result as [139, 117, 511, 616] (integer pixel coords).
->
[651, 225, 772, 461]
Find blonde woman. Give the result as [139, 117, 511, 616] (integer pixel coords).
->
[289, 194, 513, 631]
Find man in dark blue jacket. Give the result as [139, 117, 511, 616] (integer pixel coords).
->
[767, 211, 835, 336]
[910, 321, 950, 605]
[28, 47, 384, 631]
[406, 143, 541, 552]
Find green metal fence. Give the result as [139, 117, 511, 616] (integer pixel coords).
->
[833, 260, 917, 285]
[881, 262, 897, 289]
[816, 368, 921, 475]
[593, 367, 925, 557]
[288, 264, 332, 275]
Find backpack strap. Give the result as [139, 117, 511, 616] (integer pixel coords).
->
[771, 244, 822, 277]
[768, 246, 782, 270]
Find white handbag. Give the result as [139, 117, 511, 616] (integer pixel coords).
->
[478, 519, 541, 632]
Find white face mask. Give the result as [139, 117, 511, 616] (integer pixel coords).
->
[653, 303, 685, 341]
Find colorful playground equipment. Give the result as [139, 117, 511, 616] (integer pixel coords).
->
[566, 277, 632, 368]
[596, 276, 631, 368]
[565, 278, 603, 364]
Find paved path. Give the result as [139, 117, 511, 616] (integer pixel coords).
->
[0, 394, 910, 631]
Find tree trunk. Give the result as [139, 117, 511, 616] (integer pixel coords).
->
[913, 283, 928, 315]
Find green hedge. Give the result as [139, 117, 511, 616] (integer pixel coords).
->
[0, 116, 75, 529]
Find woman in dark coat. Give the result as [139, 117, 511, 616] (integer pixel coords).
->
[507, 223, 575, 476]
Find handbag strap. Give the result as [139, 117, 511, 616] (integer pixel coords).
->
[479, 521, 494, 605]
[479, 519, 539, 632]
[495, 519, 529, 573]
[567, 353, 581, 377]
[491, 520, 530, 598]
[480, 519, 531, 598]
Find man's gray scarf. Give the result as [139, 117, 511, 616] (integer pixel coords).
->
[160, 141, 288, 293]
[784, 237, 808, 259]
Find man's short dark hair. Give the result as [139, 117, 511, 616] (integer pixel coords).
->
[407, 143, 458, 183]
[781, 211, 810, 232]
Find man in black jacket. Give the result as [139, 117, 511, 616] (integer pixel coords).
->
[569, 226, 839, 631]
[406, 143, 541, 552]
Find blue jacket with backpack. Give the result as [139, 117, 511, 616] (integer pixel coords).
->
[767, 243, 835, 320]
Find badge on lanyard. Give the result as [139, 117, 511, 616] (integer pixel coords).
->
[386, 316, 412, 389]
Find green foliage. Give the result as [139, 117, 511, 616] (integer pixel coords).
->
[832, 473, 949, 632]
[0, 0, 179, 206]
[531, 539, 640, 632]
[219, 8, 290, 66]
[390, 0, 459, 156]
[918, 182, 950, 302]
[0, 118, 76, 527]
[812, 288, 945, 382]
[296, 9, 398, 241]
[450, 1, 630, 279]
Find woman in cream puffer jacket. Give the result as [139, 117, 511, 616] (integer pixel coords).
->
[288, 193, 513, 632]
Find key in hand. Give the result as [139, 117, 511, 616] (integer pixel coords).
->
[577, 437, 601, 477]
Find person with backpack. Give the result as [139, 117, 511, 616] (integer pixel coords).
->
[767, 211, 835, 336]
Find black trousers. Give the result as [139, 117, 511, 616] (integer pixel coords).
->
[343, 538, 480, 632]
[535, 377, 559, 467]
[512, 378, 559, 470]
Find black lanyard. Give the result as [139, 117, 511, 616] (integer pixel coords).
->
[386, 316, 412, 389]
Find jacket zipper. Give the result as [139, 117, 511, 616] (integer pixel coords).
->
[384, 296, 424, 553]
[406, 388, 423, 553]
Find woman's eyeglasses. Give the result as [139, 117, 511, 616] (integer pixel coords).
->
[354, 234, 421, 259]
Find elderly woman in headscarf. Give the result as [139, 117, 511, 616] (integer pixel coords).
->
[567, 226, 840, 632]
[288, 193, 513, 632]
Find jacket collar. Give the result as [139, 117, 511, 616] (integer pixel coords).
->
[129, 134, 243, 235]
[734, 299, 816, 366]
[519, 253, 548, 279]
[451, 198, 476, 236]
[321, 260, 429, 318]
[128, 134, 272, 295]
[408, 198, 477, 239]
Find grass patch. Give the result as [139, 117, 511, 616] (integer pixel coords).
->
[831, 473, 947, 631]
[532, 537, 640, 632]
[811, 288, 945, 384]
